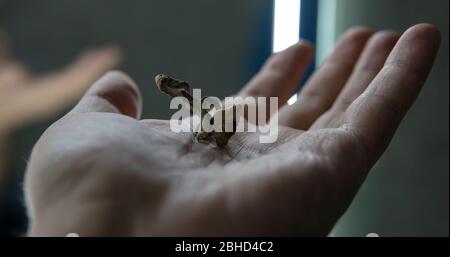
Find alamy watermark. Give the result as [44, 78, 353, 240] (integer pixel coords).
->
[168, 89, 279, 144]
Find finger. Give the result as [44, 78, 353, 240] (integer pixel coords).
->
[0, 31, 29, 91]
[278, 27, 373, 130]
[342, 24, 441, 164]
[310, 31, 399, 129]
[332, 31, 399, 111]
[70, 70, 142, 118]
[238, 41, 314, 106]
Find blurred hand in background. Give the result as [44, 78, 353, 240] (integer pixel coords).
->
[0, 30, 121, 188]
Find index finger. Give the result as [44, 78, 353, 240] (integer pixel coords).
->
[342, 24, 441, 164]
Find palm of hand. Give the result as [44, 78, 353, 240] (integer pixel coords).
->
[34, 107, 356, 235]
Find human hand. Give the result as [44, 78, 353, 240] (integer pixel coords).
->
[24, 24, 440, 236]
[0, 31, 121, 134]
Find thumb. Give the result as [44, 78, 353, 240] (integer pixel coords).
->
[70, 70, 142, 119]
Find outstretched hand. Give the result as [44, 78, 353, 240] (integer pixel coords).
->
[25, 24, 440, 236]
[0, 32, 121, 134]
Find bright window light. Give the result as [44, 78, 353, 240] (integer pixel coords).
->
[272, 0, 301, 53]
[287, 94, 298, 105]
[273, 0, 301, 105]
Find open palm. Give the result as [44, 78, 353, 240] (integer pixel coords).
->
[25, 24, 440, 236]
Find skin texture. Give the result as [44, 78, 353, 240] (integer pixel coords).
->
[0, 30, 120, 190]
[24, 24, 440, 236]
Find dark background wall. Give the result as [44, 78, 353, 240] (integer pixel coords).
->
[1, 0, 272, 118]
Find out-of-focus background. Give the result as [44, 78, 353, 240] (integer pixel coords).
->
[0, 0, 448, 236]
